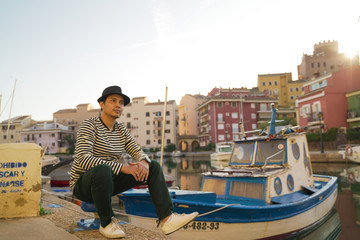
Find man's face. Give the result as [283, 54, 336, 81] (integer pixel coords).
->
[100, 94, 124, 119]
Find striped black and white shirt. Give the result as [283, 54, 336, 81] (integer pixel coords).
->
[70, 116, 148, 189]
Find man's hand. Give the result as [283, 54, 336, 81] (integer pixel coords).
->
[121, 160, 149, 182]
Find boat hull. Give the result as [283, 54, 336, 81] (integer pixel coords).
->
[125, 187, 337, 240]
[118, 175, 338, 240]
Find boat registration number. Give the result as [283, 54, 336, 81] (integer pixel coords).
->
[183, 222, 220, 231]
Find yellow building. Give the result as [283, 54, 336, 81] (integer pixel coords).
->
[258, 72, 305, 110]
[0, 115, 35, 143]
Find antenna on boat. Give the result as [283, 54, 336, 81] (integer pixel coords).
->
[268, 103, 277, 137]
[160, 86, 168, 167]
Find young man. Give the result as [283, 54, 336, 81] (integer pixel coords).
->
[70, 86, 198, 238]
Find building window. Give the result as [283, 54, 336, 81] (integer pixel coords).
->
[323, 62, 326, 67]
[262, 82, 265, 86]
[39, 134, 42, 138]
[269, 89, 273, 95]
[251, 113, 256, 119]
[232, 112, 238, 118]
[275, 89, 278, 95]
[52, 142, 55, 147]
[295, 87, 299, 92]
[251, 103, 255, 109]
[252, 124, 257, 129]
[289, 87, 293, 92]
[290, 96, 294, 100]
[232, 102, 237, 107]
[146, 130, 150, 135]
[127, 122, 131, 128]
[166, 111, 170, 116]
[158, 140, 161, 144]
[323, 70, 327, 75]
[330, 65, 334, 70]
[268, 82, 272, 86]
[217, 102, 223, 107]
[146, 112, 150, 117]
[218, 135, 225, 141]
[274, 81, 278, 86]
[3, 135, 6, 139]
[127, 113, 131, 118]
[156, 111, 161, 116]
[146, 121, 150, 125]
[311, 63, 314, 68]
[167, 139, 171, 144]
[218, 123, 224, 130]
[146, 140, 151, 145]
[218, 113, 223, 122]
[165, 129, 170, 133]
[225, 112, 230, 117]
[11, 135, 14, 139]
[51, 133, 55, 137]
[232, 123, 239, 133]
[317, 62, 320, 68]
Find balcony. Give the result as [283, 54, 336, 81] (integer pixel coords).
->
[307, 113, 323, 126]
[347, 111, 360, 123]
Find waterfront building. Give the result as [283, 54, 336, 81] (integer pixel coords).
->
[257, 72, 305, 111]
[345, 89, 360, 129]
[0, 115, 35, 143]
[296, 66, 360, 132]
[196, 87, 277, 148]
[297, 40, 359, 81]
[120, 97, 178, 150]
[21, 121, 74, 154]
[178, 94, 206, 151]
[53, 103, 100, 136]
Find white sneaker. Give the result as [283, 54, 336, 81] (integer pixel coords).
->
[161, 212, 199, 235]
[99, 217, 125, 238]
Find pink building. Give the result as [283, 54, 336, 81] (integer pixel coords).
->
[21, 121, 74, 154]
[296, 66, 360, 132]
[196, 88, 277, 147]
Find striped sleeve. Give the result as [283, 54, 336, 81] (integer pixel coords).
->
[74, 118, 122, 174]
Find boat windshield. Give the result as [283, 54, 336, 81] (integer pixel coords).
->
[255, 140, 286, 165]
[230, 142, 254, 164]
[219, 146, 232, 152]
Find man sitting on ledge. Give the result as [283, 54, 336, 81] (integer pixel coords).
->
[70, 85, 198, 238]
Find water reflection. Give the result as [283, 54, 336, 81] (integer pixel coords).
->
[160, 157, 360, 240]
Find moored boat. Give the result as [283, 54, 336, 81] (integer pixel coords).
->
[117, 105, 338, 239]
[338, 145, 360, 164]
[210, 142, 232, 162]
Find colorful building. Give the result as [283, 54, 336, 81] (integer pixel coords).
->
[297, 40, 359, 81]
[196, 88, 277, 147]
[296, 66, 360, 132]
[0, 115, 35, 143]
[178, 94, 206, 151]
[346, 89, 360, 128]
[21, 121, 74, 153]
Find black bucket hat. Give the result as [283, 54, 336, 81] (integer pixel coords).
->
[97, 86, 130, 106]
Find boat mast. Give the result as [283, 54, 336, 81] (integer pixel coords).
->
[6, 79, 17, 142]
[160, 86, 168, 167]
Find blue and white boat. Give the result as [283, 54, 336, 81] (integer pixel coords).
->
[117, 106, 338, 240]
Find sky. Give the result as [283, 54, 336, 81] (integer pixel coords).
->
[0, 0, 359, 121]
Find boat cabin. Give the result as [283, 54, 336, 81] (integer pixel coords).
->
[202, 132, 315, 204]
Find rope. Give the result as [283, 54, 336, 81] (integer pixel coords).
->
[197, 203, 240, 217]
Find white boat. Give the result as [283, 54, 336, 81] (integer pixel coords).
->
[42, 155, 60, 167]
[117, 106, 338, 240]
[338, 145, 360, 163]
[210, 142, 232, 161]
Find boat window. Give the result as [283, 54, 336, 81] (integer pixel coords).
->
[230, 142, 254, 164]
[230, 181, 264, 200]
[219, 146, 232, 152]
[255, 140, 286, 165]
[303, 143, 312, 176]
[202, 178, 226, 195]
[292, 142, 300, 160]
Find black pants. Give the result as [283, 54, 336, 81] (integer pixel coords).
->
[73, 160, 173, 227]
